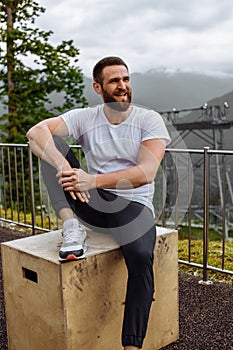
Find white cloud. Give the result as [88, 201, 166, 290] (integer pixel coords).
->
[37, 0, 233, 77]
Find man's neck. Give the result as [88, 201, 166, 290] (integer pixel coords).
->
[103, 104, 132, 125]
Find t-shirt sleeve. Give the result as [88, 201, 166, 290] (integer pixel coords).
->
[141, 111, 171, 145]
[60, 108, 88, 140]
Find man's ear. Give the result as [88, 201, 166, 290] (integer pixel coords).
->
[93, 82, 102, 95]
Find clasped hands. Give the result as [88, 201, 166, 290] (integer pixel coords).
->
[56, 168, 96, 203]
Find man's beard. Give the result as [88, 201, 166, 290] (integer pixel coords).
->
[102, 89, 132, 112]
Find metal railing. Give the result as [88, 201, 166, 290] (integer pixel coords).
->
[0, 143, 233, 281]
[0, 143, 84, 233]
[158, 147, 233, 281]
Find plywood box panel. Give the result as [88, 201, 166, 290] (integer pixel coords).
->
[1, 227, 179, 350]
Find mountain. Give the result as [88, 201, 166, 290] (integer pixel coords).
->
[83, 70, 233, 111]
[1, 70, 232, 114]
[1, 70, 233, 143]
[83, 70, 233, 150]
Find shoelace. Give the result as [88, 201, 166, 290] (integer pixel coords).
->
[63, 227, 86, 243]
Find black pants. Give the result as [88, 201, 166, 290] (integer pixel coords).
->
[41, 136, 156, 348]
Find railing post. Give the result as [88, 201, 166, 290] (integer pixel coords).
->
[28, 145, 36, 235]
[199, 146, 212, 285]
[161, 156, 166, 227]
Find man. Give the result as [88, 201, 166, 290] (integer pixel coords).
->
[27, 56, 170, 350]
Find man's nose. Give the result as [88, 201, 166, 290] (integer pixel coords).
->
[117, 80, 127, 90]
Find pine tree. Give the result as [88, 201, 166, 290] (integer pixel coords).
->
[0, 1, 87, 217]
[0, 0, 87, 143]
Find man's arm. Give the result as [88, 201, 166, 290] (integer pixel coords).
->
[26, 117, 70, 171]
[58, 138, 166, 192]
[27, 117, 90, 203]
[96, 138, 166, 188]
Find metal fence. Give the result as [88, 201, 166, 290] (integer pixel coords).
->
[0, 143, 84, 232]
[0, 143, 233, 281]
[158, 147, 233, 282]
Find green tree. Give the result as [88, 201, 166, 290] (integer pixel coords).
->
[0, 0, 87, 143]
[0, 0, 87, 217]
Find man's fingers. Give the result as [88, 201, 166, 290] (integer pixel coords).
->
[58, 176, 76, 186]
[67, 190, 90, 203]
[76, 191, 90, 203]
[85, 191, 91, 199]
[57, 168, 94, 192]
[56, 169, 74, 178]
[69, 191, 77, 201]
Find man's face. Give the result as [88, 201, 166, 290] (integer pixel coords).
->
[100, 65, 132, 111]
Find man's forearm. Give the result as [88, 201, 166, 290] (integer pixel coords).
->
[26, 125, 69, 171]
[59, 138, 165, 193]
[95, 163, 158, 190]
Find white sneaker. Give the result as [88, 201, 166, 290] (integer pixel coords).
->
[59, 224, 87, 262]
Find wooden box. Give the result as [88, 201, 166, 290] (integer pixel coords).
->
[1, 227, 179, 350]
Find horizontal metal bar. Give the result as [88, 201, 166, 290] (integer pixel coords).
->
[166, 148, 233, 156]
[0, 218, 50, 232]
[207, 149, 233, 155]
[0, 143, 28, 147]
[179, 260, 233, 276]
[166, 148, 204, 154]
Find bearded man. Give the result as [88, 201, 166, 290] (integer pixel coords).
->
[27, 56, 171, 350]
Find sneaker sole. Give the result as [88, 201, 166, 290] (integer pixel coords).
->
[59, 244, 87, 263]
[59, 253, 85, 262]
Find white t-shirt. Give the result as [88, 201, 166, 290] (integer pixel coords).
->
[61, 104, 171, 214]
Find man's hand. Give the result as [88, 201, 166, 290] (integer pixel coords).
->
[56, 168, 96, 202]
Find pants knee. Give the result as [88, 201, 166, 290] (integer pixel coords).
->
[52, 136, 80, 168]
[52, 135, 70, 156]
[124, 245, 154, 276]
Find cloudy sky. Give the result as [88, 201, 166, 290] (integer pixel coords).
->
[37, 0, 233, 77]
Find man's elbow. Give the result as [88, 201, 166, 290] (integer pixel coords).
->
[145, 172, 156, 184]
[26, 127, 33, 140]
[138, 171, 155, 186]
[26, 126, 35, 141]
[26, 124, 43, 141]
[140, 164, 158, 184]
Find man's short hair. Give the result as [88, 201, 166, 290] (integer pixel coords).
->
[93, 56, 128, 85]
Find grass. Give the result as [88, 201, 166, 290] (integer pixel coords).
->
[178, 226, 233, 283]
[1, 210, 233, 283]
[178, 225, 233, 240]
[0, 207, 61, 233]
